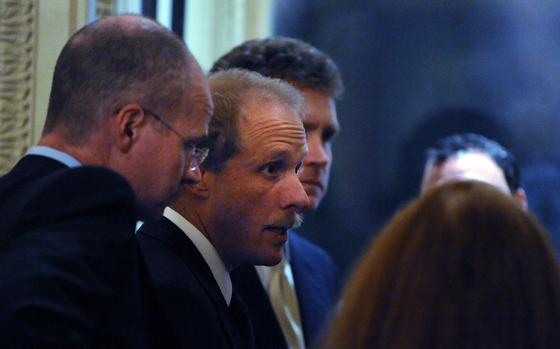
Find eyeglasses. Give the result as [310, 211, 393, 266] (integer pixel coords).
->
[143, 108, 210, 171]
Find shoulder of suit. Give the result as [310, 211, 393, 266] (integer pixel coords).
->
[290, 231, 336, 265]
[290, 231, 328, 255]
[47, 165, 135, 200]
[21, 165, 137, 221]
[0, 164, 137, 246]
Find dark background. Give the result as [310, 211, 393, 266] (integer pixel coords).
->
[274, 0, 560, 276]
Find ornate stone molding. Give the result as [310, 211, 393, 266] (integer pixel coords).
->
[0, 0, 35, 174]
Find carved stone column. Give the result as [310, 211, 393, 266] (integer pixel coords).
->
[0, 0, 36, 174]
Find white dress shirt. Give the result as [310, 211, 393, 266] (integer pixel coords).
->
[163, 207, 232, 305]
[26, 145, 81, 168]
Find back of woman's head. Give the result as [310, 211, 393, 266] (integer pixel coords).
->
[322, 181, 560, 349]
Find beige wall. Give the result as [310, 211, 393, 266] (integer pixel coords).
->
[186, 0, 274, 72]
[0, 0, 273, 174]
[34, 0, 88, 144]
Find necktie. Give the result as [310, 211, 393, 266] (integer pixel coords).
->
[269, 258, 306, 349]
[230, 290, 255, 349]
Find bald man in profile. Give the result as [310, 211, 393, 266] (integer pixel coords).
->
[0, 15, 211, 347]
[420, 133, 527, 209]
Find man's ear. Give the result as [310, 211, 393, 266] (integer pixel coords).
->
[114, 104, 146, 153]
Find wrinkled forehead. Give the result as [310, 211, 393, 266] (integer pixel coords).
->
[239, 98, 306, 149]
[241, 96, 303, 126]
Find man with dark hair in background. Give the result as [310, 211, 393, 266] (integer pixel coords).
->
[420, 132, 527, 209]
[0, 14, 212, 347]
[138, 69, 309, 348]
[211, 36, 343, 349]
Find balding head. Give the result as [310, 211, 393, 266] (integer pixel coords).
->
[39, 14, 212, 220]
[44, 14, 197, 144]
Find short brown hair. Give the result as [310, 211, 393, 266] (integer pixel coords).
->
[210, 36, 343, 99]
[203, 69, 305, 172]
[322, 181, 560, 349]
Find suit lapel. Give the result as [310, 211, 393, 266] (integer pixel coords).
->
[230, 290, 255, 349]
[289, 232, 322, 345]
[141, 217, 242, 348]
[232, 265, 287, 348]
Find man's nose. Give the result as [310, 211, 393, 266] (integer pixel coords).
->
[304, 133, 329, 167]
[181, 165, 202, 185]
[281, 173, 310, 211]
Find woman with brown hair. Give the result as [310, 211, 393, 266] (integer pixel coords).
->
[321, 181, 560, 349]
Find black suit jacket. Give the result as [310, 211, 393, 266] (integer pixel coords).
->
[0, 155, 155, 348]
[232, 232, 339, 349]
[138, 216, 253, 349]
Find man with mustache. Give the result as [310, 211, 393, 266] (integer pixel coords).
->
[137, 69, 309, 348]
[0, 14, 211, 347]
[211, 37, 343, 349]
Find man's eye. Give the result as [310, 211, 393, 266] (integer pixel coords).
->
[322, 129, 336, 143]
[264, 164, 278, 175]
[262, 162, 283, 176]
[295, 162, 303, 175]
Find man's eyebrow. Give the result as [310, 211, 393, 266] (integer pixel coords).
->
[302, 122, 341, 132]
[255, 148, 298, 162]
[303, 121, 317, 130]
[264, 149, 291, 159]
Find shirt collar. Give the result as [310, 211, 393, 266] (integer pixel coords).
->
[163, 207, 232, 305]
[26, 146, 81, 168]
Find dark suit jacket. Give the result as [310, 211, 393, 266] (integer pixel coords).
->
[138, 216, 253, 349]
[0, 155, 155, 348]
[232, 232, 339, 349]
